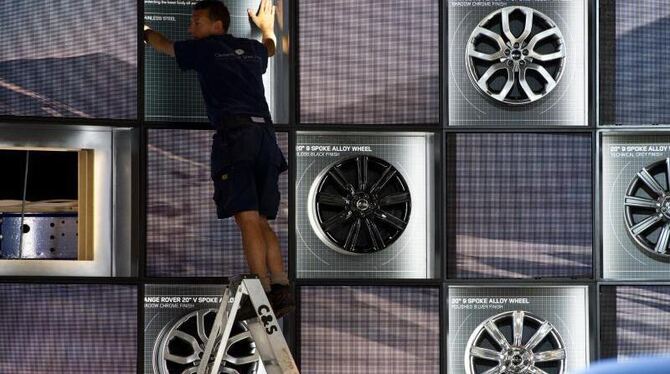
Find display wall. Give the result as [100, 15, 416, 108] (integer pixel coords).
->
[0, 0, 669, 372]
[0, 1, 137, 119]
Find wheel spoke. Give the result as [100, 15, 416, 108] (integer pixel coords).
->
[379, 191, 411, 206]
[477, 63, 509, 91]
[328, 168, 354, 194]
[322, 210, 353, 231]
[317, 192, 348, 207]
[501, 7, 516, 43]
[524, 321, 552, 351]
[526, 64, 557, 90]
[528, 48, 565, 62]
[518, 68, 541, 102]
[512, 311, 524, 346]
[637, 168, 666, 196]
[471, 347, 503, 361]
[357, 155, 368, 190]
[533, 348, 566, 362]
[624, 196, 658, 209]
[344, 218, 362, 251]
[485, 320, 510, 350]
[518, 7, 533, 44]
[630, 214, 663, 236]
[482, 367, 504, 374]
[467, 44, 505, 61]
[666, 158, 670, 189]
[364, 217, 385, 251]
[526, 27, 562, 52]
[373, 210, 408, 230]
[196, 309, 210, 343]
[474, 26, 507, 50]
[491, 70, 515, 102]
[369, 164, 397, 194]
[527, 367, 550, 374]
[656, 223, 670, 254]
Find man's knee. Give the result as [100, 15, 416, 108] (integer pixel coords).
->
[234, 210, 261, 228]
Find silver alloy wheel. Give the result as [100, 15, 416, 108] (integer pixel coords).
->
[307, 155, 411, 255]
[153, 309, 259, 374]
[465, 6, 566, 105]
[465, 311, 566, 374]
[624, 159, 670, 261]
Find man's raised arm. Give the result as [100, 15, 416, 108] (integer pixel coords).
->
[248, 0, 277, 57]
[144, 25, 175, 57]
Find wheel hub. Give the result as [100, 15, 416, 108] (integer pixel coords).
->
[658, 195, 670, 219]
[503, 348, 532, 372]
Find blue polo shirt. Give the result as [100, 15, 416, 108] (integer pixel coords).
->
[173, 34, 271, 126]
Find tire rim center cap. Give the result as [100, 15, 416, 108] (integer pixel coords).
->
[658, 196, 670, 219]
[503, 348, 532, 372]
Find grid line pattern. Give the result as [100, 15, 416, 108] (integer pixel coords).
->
[146, 129, 289, 277]
[299, 0, 439, 124]
[453, 133, 593, 278]
[600, 0, 670, 125]
[0, 1, 137, 119]
[144, 0, 289, 123]
[300, 286, 440, 373]
[0, 284, 137, 374]
[601, 286, 670, 359]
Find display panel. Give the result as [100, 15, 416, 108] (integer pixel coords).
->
[0, 1, 137, 119]
[0, 150, 90, 261]
[601, 134, 670, 279]
[600, 1, 670, 125]
[450, 133, 592, 278]
[601, 285, 670, 359]
[299, 0, 439, 125]
[144, 284, 265, 374]
[295, 132, 435, 279]
[0, 283, 137, 373]
[447, 0, 587, 126]
[146, 129, 288, 277]
[0, 125, 135, 277]
[300, 286, 439, 374]
[144, 0, 289, 124]
[447, 286, 589, 374]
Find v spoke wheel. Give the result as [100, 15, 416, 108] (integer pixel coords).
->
[153, 309, 259, 374]
[309, 156, 411, 255]
[466, 6, 566, 105]
[465, 311, 566, 374]
[624, 159, 670, 261]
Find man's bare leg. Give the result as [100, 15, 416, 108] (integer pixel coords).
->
[260, 216, 288, 285]
[234, 210, 271, 291]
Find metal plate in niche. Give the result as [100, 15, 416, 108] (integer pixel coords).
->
[0, 214, 78, 259]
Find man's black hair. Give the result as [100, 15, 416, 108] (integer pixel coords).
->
[194, 0, 231, 32]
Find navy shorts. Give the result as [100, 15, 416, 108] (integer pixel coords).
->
[210, 118, 287, 220]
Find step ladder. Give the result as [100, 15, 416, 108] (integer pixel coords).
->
[197, 275, 300, 374]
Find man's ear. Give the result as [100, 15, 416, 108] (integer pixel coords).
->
[213, 20, 226, 34]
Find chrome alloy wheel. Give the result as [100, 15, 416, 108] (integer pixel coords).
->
[624, 159, 670, 261]
[153, 309, 259, 374]
[464, 311, 566, 374]
[465, 6, 566, 105]
[308, 155, 411, 255]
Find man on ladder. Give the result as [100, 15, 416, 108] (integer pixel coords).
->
[144, 0, 294, 316]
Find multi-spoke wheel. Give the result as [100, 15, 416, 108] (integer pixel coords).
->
[153, 309, 259, 374]
[465, 311, 566, 374]
[308, 155, 411, 255]
[624, 159, 670, 261]
[465, 6, 566, 105]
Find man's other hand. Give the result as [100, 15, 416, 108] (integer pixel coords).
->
[248, 0, 276, 34]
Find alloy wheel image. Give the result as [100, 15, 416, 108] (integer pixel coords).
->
[464, 311, 566, 374]
[153, 309, 259, 374]
[465, 6, 566, 105]
[308, 155, 411, 255]
[624, 159, 670, 261]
